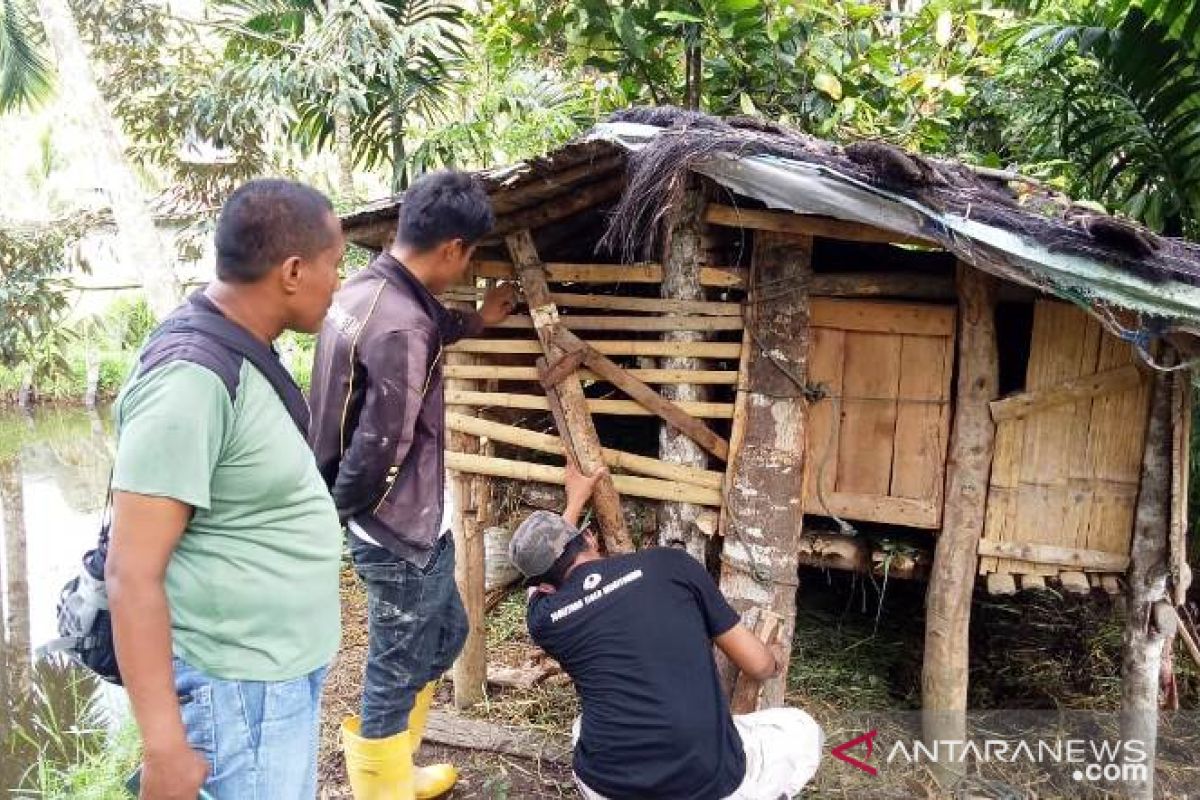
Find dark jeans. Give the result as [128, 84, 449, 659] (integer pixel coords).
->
[349, 533, 469, 739]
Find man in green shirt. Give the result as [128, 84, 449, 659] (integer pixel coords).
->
[106, 179, 345, 800]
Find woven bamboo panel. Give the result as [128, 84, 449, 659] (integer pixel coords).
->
[805, 301, 956, 529]
[979, 301, 1151, 577]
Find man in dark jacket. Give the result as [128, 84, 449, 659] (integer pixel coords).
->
[308, 170, 514, 800]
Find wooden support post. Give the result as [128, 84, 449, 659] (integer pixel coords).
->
[729, 610, 783, 713]
[921, 264, 999, 755]
[1121, 360, 1177, 800]
[660, 187, 712, 562]
[717, 231, 812, 710]
[506, 230, 633, 553]
[448, 297, 487, 709]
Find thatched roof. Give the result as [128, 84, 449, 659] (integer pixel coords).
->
[341, 107, 1200, 335]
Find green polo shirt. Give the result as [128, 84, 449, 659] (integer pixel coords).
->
[112, 360, 341, 681]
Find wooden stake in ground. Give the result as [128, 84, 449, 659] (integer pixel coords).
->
[506, 231, 633, 553]
[447, 296, 488, 710]
[1121, 359, 1177, 800]
[717, 231, 812, 710]
[659, 188, 713, 562]
[921, 264, 999, 752]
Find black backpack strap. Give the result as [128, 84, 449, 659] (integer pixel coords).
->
[154, 293, 311, 438]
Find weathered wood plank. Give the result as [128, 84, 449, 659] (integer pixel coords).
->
[704, 203, 937, 247]
[890, 334, 953, 509]
[804, 327, 845, 509]
[473, 259, 747, 287]
[810, 298, 956, 337]
[809, 492, 940, 528]
[975, 539, 1130, 571]
[989, 364, 1143, 422]
[836, 332, 901, 496]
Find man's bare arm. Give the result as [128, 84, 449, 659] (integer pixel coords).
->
[107, 491, 208, 799]
[714, 625, 782, 682]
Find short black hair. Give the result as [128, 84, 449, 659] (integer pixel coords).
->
[215, 179, 337, 283]
[396, 170, 494, 251]
[533, 533, 590, 588]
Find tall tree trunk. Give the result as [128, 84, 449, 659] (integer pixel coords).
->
[684, 30, 701, 111]
[390, 96, 406, 193]
[717, 231, 811, 710]
[658, 186, 710, 562]
[33, 0, 178, 318]
[1121, 360, 1176, 800]
[1, 456, 31, 698]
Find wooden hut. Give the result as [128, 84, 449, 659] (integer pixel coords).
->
[340, 108, 1199, 778]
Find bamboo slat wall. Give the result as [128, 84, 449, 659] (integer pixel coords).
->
[979, 300, 1152, 583]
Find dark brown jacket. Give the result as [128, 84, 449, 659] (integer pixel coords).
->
[308, 253, 482, 564]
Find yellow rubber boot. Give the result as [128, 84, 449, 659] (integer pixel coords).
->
[408, 683, 458, 799]
[342, 716, 415, 800]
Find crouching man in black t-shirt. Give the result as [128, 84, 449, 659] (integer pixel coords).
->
[508, 464, 823, 800]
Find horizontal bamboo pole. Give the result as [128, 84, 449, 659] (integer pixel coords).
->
[444, 451, 723, 506]
[445, 289, 743, 317]
[442, 365, 739, 384]
[704, 203, 937, 247]
[976, 539, 1130, 572]
[491, 314, 744, 332]
[472, 259, 746, 288]
[445, 390, 735, 419]
[446, 339, 743, 359]
[445, 412, 724, 489]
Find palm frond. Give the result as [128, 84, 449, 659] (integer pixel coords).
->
[1047, 8, 1200, 233]
[0, 0, 53, 113]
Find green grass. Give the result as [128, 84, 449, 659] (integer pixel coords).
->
[31, 721, 141, 800]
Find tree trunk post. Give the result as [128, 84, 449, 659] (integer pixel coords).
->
[34, 0, 179, 318]
[718, 231, 811, 711]
[447, 293, 488, 709]
[921, 264, 998, 754]
[658, 187, 712, 562]
[1, 456, 31, 697]
[1121, 357, 1177, 800]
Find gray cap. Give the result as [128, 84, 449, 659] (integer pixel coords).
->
[508, 510, 580, 579]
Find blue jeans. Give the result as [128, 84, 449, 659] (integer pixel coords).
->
[173, 656, 327, 800]
[349, 533, 469, 738]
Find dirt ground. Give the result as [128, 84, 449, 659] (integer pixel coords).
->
[317, 565, 579, 800]
[319, 559, 1200, 799]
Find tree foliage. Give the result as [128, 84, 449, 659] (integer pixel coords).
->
[1009, 0, 1200, 235]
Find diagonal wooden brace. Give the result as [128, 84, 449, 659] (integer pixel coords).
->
[537, 347, 587, 391]
[508, 229, 633, 553]
[550, 327, 731, 462]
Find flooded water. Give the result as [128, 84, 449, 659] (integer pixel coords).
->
[1, 406, 114, 654]
[1, 406, 128, 791]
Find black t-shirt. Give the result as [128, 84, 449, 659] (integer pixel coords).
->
[528, 548, 746, 800]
